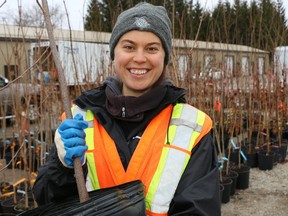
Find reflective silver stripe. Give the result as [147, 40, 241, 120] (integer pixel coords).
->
[86, 172, 93, 192]
[170, 118, 202, 132]
[170, 104, 199, 151]
[151, 104, 202, 213]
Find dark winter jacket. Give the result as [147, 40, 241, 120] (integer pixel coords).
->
[33, 77, 221, 216]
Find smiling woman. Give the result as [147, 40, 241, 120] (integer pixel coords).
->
[32, 3, 221, 216]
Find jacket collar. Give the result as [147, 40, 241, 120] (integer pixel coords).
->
[73, 76, 187, 122]
[105, 77, 170, 122]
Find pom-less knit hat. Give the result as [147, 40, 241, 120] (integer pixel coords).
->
[109, 2, 172, 65]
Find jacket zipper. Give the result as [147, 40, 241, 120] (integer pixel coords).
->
[121, 98, 126, 118]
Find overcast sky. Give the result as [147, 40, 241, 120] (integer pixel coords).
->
[1, 0, 288, 30]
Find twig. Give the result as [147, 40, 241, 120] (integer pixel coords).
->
[0, 0, 6, 8]
[0, 139, 26, 172]
[62, 0, 81, 93]
[0, 48, 49, 91]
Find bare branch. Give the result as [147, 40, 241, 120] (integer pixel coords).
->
[39, 0, 90, 203]
[36, 0, 44, 13]
[0, 0, 7, 8]
[0, 48, 50, 92]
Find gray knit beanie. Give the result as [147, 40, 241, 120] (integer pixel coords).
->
[109, 2, 172, 65]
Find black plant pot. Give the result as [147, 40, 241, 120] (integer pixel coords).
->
[245, 151, 258, 168]
[0, 197, 18, 214]
[271, 146, 280, 166]
[261, 145, 279, 166]
[258, 151, 274, 170]
[220, 178, 232, 204]
[231, 164, 250, 190]
[0, 192, 25, 214]
[18, 180, 145, 216]
[13, 198, 35, 214]
[229, 170, 239, 195]
[221, 170, 238, 196]
[219, 184, 224, 203]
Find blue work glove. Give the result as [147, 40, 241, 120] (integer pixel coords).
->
[54, 113, 88, 168]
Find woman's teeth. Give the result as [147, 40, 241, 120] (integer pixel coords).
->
[130, 69, 147, 75]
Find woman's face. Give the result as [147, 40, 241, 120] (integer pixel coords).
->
[114, 30, 165, 97]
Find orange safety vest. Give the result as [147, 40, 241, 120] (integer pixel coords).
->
[69, 103, 212, 216]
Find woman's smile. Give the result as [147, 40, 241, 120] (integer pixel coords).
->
[129, 68, 149, 75]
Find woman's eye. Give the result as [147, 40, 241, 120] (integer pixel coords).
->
[148, 47, 158, 52]
[123, 45, 133, 50]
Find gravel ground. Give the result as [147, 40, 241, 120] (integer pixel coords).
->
[221, 161, 288, 216]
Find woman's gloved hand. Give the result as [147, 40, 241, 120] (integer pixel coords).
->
[54, 113, 88, 168]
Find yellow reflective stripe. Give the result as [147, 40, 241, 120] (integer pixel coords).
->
[85, 110, 95, 151]
[147, 104, 185, 212]
[197, 110, 206, 128]
[171, 103, 183, 118]
[85, 127, 94, 149]
[147, 104, 207, 214]
[146, 104, 184, 210]
[86, 152, 100, 189]
[145, 145, 170, 210]
[86, 110, 94, 121]
[85, 113, 100, 190]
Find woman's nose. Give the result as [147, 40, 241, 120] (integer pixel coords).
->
[133, 49, 147, 63]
